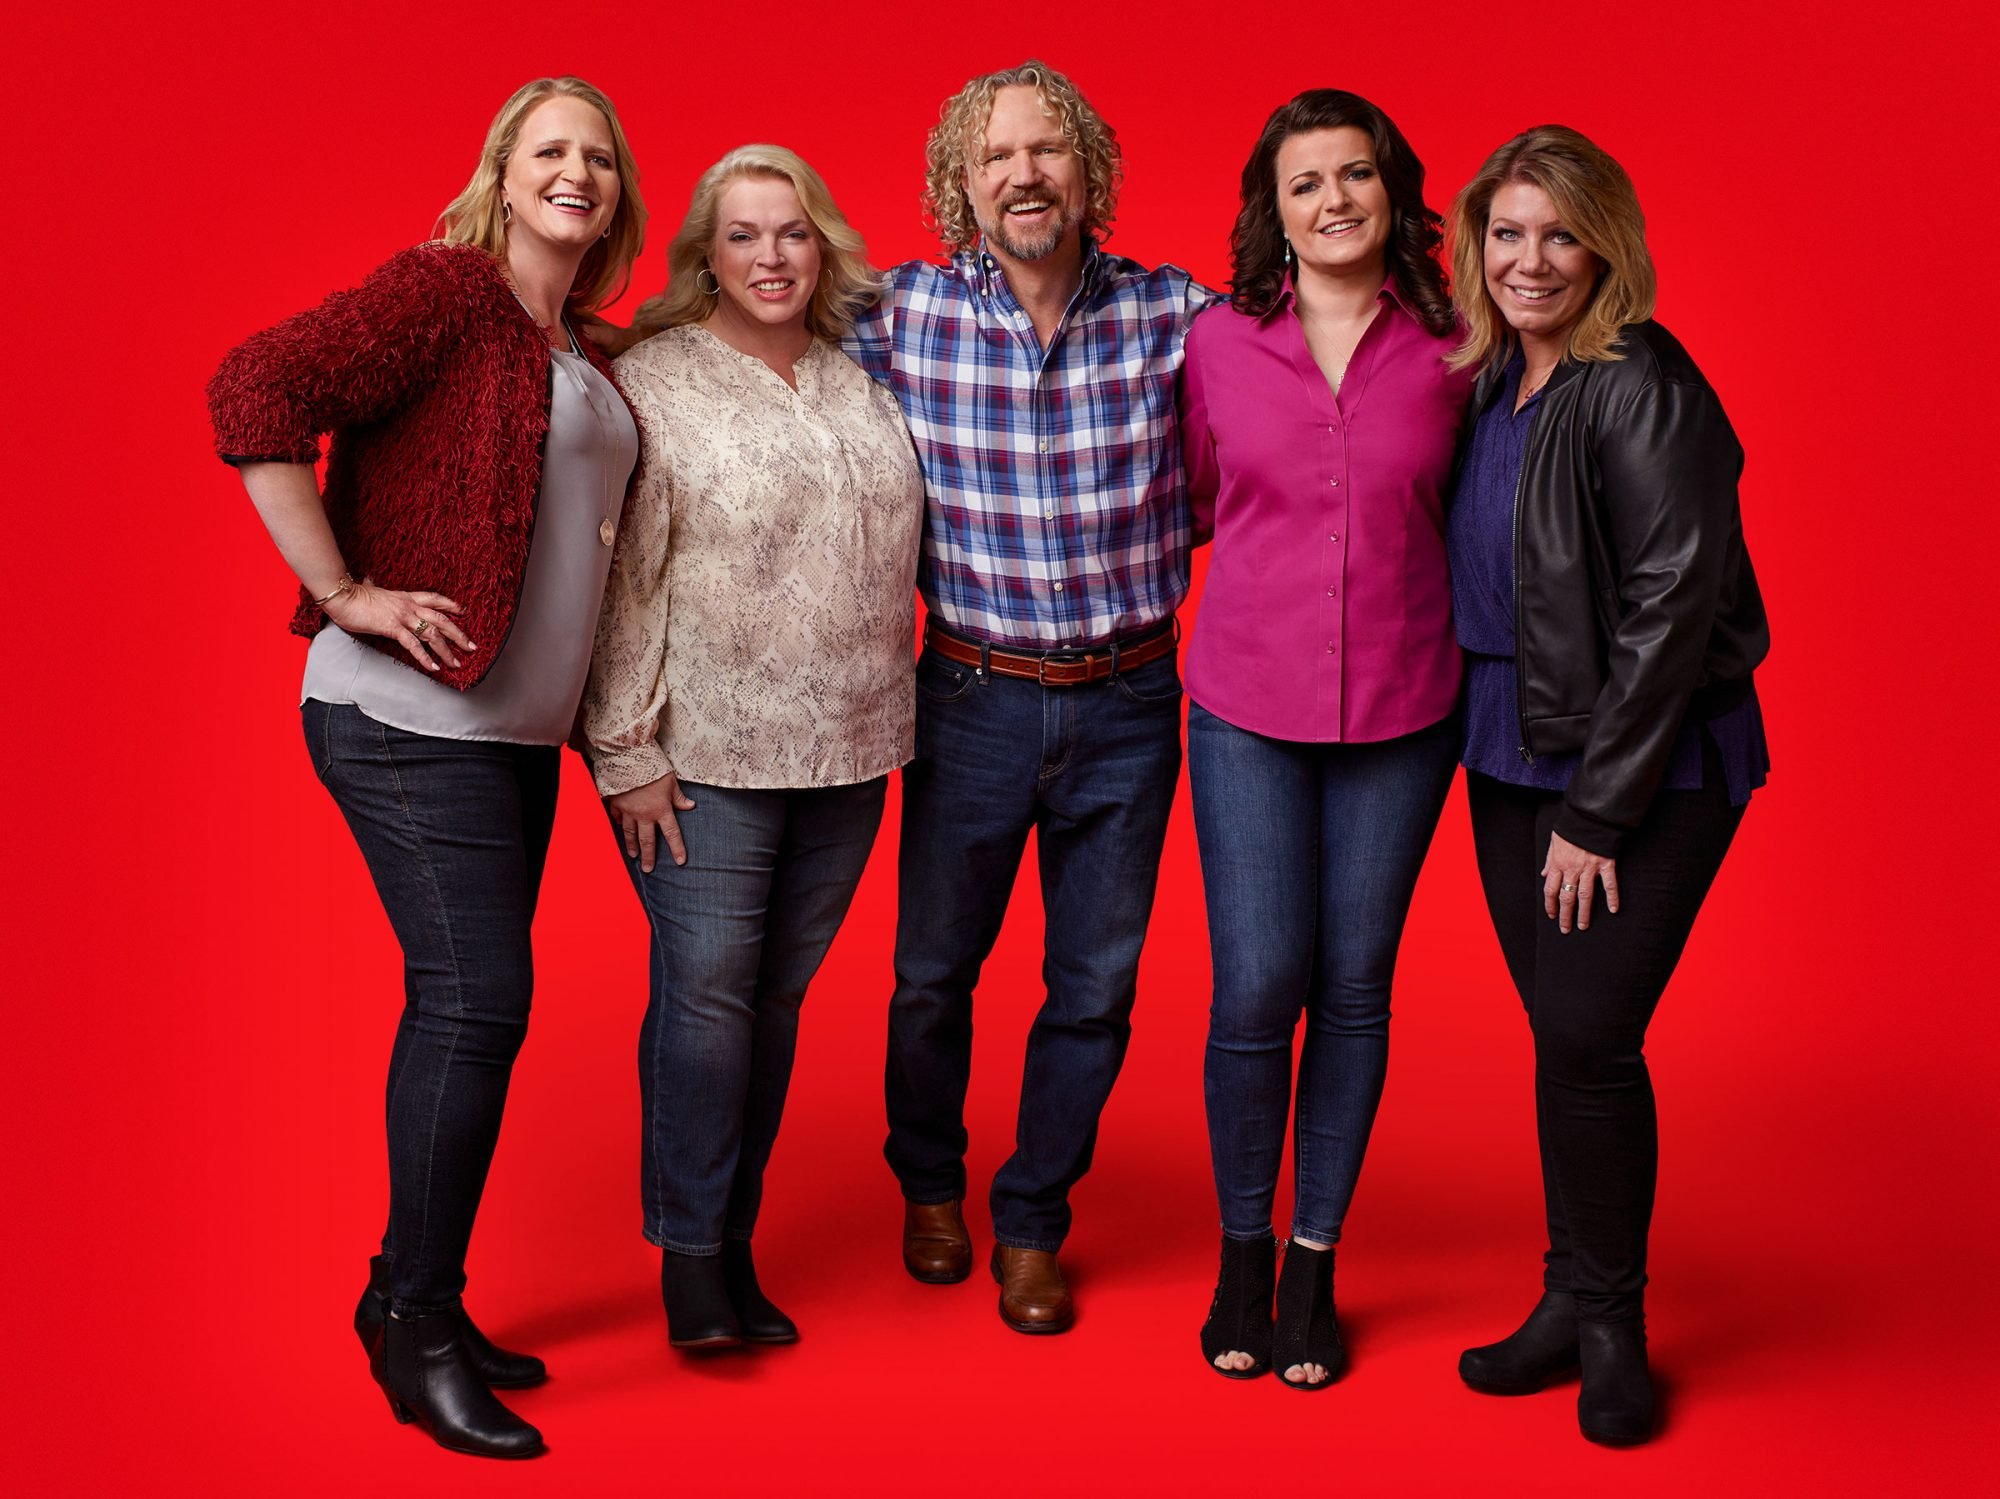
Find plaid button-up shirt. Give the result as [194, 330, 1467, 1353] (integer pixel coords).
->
[845, 244, 1220, 649]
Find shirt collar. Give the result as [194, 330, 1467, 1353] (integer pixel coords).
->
[1260, 270, 1413, 323]
[962, 236, 1106, 302]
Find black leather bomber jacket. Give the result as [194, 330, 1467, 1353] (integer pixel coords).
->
[1471, 320, 1770, 856]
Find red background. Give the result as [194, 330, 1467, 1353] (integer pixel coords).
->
[9, 2, 1997, 1491]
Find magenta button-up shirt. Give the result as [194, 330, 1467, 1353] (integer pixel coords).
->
[1181, 278, 1472, 743]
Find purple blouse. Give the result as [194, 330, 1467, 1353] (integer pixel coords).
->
[1180, 278, 1473, 743]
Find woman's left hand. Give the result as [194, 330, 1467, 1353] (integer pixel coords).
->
[1542, 832, 1619, 933]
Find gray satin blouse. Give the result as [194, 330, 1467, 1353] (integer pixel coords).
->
[302, 345, 638, 744]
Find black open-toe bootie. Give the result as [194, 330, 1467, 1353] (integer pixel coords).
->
[1458, 1289, 1579, 1394]
[661, 1249, 743, 1349]
[722, 1239, 798, 1344]
[1199, 1232, 1275, 1379]
[1272, 1241, 1346, 1391]
[1577, 1317, 1655, 1446]
[376, 1308, 545, 1459]
[354, 1255, 547, 1388]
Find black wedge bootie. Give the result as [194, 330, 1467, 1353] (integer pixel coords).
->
[1577, 1318, 1656, 1446]
[1199, 1232, 1276, 1379]
[721, 1239, 798, 1344]
[354, 1256, 547, 1387]
[1458, 1290, 1580, 1394]
[661, 1249, 743, 1349]
[376, 1309, 544, 1459]
[1272, 1241, 1346, 1391]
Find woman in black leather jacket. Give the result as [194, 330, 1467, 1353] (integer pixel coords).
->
[1441, 125, 1771, 1446]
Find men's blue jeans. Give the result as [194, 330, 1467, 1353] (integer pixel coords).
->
[885, 645, 1183, 1252]
[614, 778, 885, 1255]
[1188, 702, 1457, 1245]
[302, 700, 558, 1314]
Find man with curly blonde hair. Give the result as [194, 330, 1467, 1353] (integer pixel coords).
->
[845, 60, 1218, 1336]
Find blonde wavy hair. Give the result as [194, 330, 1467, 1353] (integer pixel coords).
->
[1448, 125, 1656, 372]
[923, 60, 1122, 254]
[633, 145, 879, 340]
[437, 76, 647, 314]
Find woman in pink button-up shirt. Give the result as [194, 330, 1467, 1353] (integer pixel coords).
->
[1182, 89, 1471, 1392]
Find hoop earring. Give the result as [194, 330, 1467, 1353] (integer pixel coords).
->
[695, 267, 721, 296]
[502, 200, 512, 225]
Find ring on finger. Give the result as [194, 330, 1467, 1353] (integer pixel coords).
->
[411, 618, 430, 638]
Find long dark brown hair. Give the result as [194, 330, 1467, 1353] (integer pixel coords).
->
[1229, 89, 1452, 335]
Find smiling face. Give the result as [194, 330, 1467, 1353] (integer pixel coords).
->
[1482, 179, 1604, 355]
[500, 95, 620, 257]
[1275, 126, 1392, 283]
[966, 84, 1085, 264]
[705, 174, 822, 334]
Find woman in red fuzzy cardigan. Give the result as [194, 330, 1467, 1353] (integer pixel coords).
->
[207, 76, 647, 1461]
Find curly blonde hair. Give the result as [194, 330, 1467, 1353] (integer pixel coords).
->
[1448, 125, 1656, 372]
[923, 60, 1121, 254]
[634, 144, 879, 340]
[437, 76, 647, 314]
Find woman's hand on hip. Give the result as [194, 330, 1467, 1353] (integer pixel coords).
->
[322, 580, 476, 672]
[1542, 831, 1619, 934]
[608, 773, 696, 872]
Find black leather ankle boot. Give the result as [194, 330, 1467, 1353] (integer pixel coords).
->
[1458, 1290, 1580, 1394]
[1272, 1241, 1345, 1390]
[377, 1309, 544, 1459]
[661, 1249, 743, 1349]
[1199, 1232, 1275, 1379]
[1577, 1318, 1655, 1445]
[721, 1240, 798, 1344]
[354, 1255, 547, 1387]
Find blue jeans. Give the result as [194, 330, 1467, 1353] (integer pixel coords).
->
[615, 778, 886, 1255]
[301, 700, 558, 1313]
[885, 645, 1183, 1251]
[1188, 702, 1457, 1245]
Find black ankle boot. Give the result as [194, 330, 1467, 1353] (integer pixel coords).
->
[1199, 1233, 1275, 1379]
[1272, 1241, 1345, 1391]
[661, 1250, 743, 1349]
[1458, 1290, 1580, 1394]
[1577, 1318, 1655, 1445]
[721, 1240, 798, 1344]
[377, 1309, 544, 1459]
[354, 1255, 547, 1387]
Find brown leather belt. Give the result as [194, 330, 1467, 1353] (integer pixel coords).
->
[923, 619, 1177, 687]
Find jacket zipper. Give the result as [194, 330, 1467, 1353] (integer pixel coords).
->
[1510, 394, 1534, 764]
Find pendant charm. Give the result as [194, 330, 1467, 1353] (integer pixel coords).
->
[599, 519, 616, 547]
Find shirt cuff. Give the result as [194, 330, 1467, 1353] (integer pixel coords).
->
[590, 741, 675, 798]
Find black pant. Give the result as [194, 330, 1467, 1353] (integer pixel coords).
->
[303, 701, 558, 1313]
[1467, 746, 1742, 1323]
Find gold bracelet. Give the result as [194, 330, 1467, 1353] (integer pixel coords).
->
[312, 573, 356, 608]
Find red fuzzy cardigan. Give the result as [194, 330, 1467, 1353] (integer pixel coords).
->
[207, 241, 636, 691]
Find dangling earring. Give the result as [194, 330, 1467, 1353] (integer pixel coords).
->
[1283, 239, 1294, 271]
[695, 267, 721, 296]
[502, 200, 512, 226]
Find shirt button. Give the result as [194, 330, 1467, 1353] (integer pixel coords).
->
[1044, 508, 1055, 520]
[1052, 581, 1064, 592]
[1039, 440, 1049, 452]
[1326, 642, 1337, 654]
[1330, 478, 1340, 488]
[1326, 587, 1335, 597]
[1330, 533, 1339, 542]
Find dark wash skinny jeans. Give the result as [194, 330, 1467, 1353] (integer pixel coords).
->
[1189, 703, 1458, 1246]
[302, 700, 557, 1314]
[885, 645, 1183, 1252]
[1468, 738, 1743, 1324]
[612, 778, 886, 1255]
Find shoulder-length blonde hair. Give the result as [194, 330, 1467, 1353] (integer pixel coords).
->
[1448, 125, 1655, 372]
[923, 60, 1121, 254]
[437, 76, 647, 314]
[634, 144, 879, 340]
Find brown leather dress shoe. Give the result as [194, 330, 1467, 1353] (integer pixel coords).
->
[902, 1198, 973, 1284]
[990, 1246, 1075, 1335]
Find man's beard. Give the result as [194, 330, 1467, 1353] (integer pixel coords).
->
[980, 196, 1075, 262]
